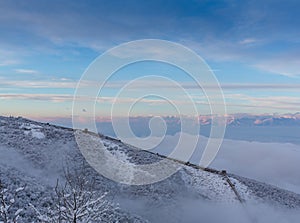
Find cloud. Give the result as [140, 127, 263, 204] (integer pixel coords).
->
[0, 93, 172, 106]
[0, 77, 80, 89]
[104, 80, 300, 90]
[239, 38, 258, 45]
[0, 0, 299, 57]
[1, 89, 300, 114]
[0, 93, 75, 102]
[222, 94, 300, 113]
[5, 78, 300, 91]
[220, 83, 300, 89]
[0, 0, 299, 81]
[213, 138, 300, 194]
[185, 38, 300, 77]
[120, 195, 300, 223]
[254, 58, 300, 77]
[0, 49, 20, 66]
[0, 59, 19, 66]
[225, 94, 300, 107]
[15, 69, 39, 74]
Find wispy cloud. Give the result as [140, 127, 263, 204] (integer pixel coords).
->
[3, 75, 300, 90]
[0, 93, 74, 102]
[254, 58, 300, 77]
[224, 94, 300, 112]
[219, 83, 300, 90]
[238, 38, 258, 45]
[1, 91, 300, 113]
[0, 49, 20, 66]
[0, 77, 80, 89]
[0, 59, 19, 66]
[15, 69, 39, 74]
[97, 80, 300, 90]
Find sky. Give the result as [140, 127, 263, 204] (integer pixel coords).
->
[1, 0, 300, 122]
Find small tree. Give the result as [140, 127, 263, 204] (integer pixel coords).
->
[0, 180, 24, 223]
[31, 171, 121, 223]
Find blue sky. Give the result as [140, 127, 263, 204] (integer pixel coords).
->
[1, 0, 300, 120]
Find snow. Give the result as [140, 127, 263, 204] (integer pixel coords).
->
[180, 166, 239, 202]
[30, 129, 45, 139]
[20, 123, 45, 139]
[228, 177, 253, 201]
[14, 209, 23, 216]
[75, 131, 156, 185]
[15, 187, 24, 193]
[20, 123, 42, 129]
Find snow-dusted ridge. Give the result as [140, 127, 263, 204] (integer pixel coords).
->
[1, 116, 300, 222]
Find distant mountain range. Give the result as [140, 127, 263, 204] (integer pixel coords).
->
[192, 113, 300, 127]
[219, 113, 300, 127]
[93, 113, 300, 138]
[99, 113, 300, 129]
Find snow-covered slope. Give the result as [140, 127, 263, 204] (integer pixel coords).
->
[1, 116, 300, 222]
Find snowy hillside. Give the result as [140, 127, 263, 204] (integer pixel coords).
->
[1, 116, 300, 222]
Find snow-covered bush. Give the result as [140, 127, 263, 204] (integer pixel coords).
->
[30, 172, 124, 223]
[0, 180, 24, 223]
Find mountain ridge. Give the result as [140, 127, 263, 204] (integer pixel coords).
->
[1, 116, 300, 222]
